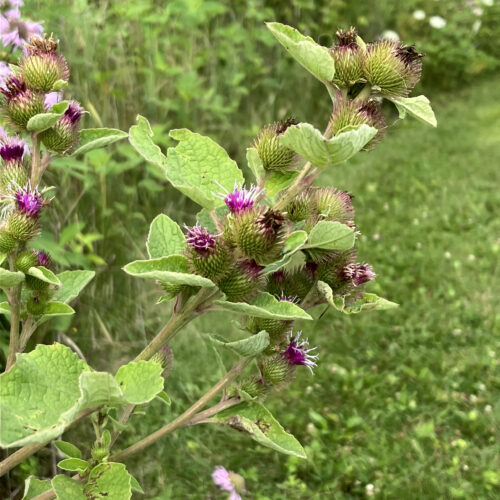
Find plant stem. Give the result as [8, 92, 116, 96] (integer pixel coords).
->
[110, 357, 250, 463]
[356, 83, 372, 100]
[5, 257, 22, 371]
[30, 133, 41, 186]
[186, 397, 241, 426]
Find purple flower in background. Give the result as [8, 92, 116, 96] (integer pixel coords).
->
[185, 224, 217, 256]
[217, 181, 260, 214]
[44, 91, 61, 110]
[61, 100, 83, 126]
[282, 332, 318, 373]
[212, 466, 245, 500]
[36, 250, 50, 266]
[0, 61, 11, 84]
[0, 7, 43, 48]
[14, 183, 43, 217]
[344, 263, 376, 286]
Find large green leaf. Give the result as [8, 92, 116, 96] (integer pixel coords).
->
[263, 230, 307, 274]
[26, 101, 70, 133]
[27, 266, 61, 286]
[72, 128, 128, 156]
[266, 22, 334, 83]
[128, 115, 168, 169]
[317, 280, 399, 313]
[0, 267, 25, 288]
[22, 476, 51, 500]
[146, 214, 186, 259]
[306, 220, 355, 250]
[280, 123, 377, 168]
[0, 344, 164, 447]
[215, 402, 306, 458]
[52, 270, 95, 303]
[209, 331, 270, 357]
[214, 292, 312, 320]
[166, 128, 244, 210]
[391, 95, 437, 127]
[52, 463, 132, 500]
[40, 301, 75, 317]
[123, 255, 215, 288]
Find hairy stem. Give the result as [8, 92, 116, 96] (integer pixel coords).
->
[30, 133, 41, 186]
[110, 358, 250, 463]
[5, 259, 22, 371]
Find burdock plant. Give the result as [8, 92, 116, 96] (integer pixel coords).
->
[0, 21, 436, 500]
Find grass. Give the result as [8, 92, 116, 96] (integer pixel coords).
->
[107, 77, 500, 499]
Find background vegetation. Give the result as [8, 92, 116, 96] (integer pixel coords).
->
[2, 0, 499, 498]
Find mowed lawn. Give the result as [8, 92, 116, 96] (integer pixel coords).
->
[124, 78, 500, 500]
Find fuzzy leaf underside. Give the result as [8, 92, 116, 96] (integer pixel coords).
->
[215, 401, 307, 458]
[391, 95, 437, 127]
[72, 128, 128, 156]
[52, 270, 95, 304]
[146, 214, 186, 259]
[0, 344, 164, 447]
[214, 292, 312, 320]
[208, 330, 270, 357]
[266, 22, 335, 83]
[123, 255, 215, 288]
[307, 220, 355, 250]
[22, 476, 52, 500]
[280, 123, 377, 168]
[26, 101, 70, 133]
[27, 266, 61, 286]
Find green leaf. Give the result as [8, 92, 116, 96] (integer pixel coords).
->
[52, 475, 86, 500]
[27, 266, 61, 286]
[280, 123, 377, 168]
[263, 230, 307, 274]
[57, 458, 89, 472]
[155, 391, 171, 406]
[209, 330, 270, 357]
[146, 214, 186, 259]
[22, 476, 51, 500]
[0, 301, 9, 315]
[266, 22, 334, 83]
[166, 128, 244, 210]
[130, 475, 144, 494]
[246, 147, 265, 181]
[214, 292, 312, 320]
[215, 402, 306, 458]
[54, 440, 82, 459]
[51, 79, 68, 91]
[0, 267, 25, 288]
[85, 463, 132, 500]
[391, 95, 437, 127]
[41, 301, 75, 317]
[128, 115, 168, 169]
[265, 170, 299, 197]
[72, 128, 128, 156]
[52, 270, 95, 303]
[306, 220, 355, 250]
[317, 280, 399, 313]
[26, 101, 70, 132]
[77, 371, 128, 408]
[123, 255, 215, 288]
[115, 360, 164, 405]
[196, 206, 229, 234]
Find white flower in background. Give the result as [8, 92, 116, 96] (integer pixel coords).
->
[413, 10, 426, 20]
[381, 29, 400, 41]
[481, 0, 493, 6]
[366, 483, 375, 497]
[472, 7, 483, 15]
[429, 16, 447, 29]
[473, 20, 482, 33]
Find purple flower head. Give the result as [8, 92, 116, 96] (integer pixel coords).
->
[14, 184, 43, 217]
[335, 27, 359, 50]
[239, 259, 264, 277]
[277, 293, 298, 304]
[282, 332, 318, 373]
[344, 263, 376, 286]
[1, 74, 26, 100]
[0, 134, 28, 162]
[0, 8, 43, 48]
[396, 43, 424, 67]
[185, 224, 217, 256]
[44, 91, 61, 110]
[218, 181, 260, 214]
[0, 61, 11, 85]
[212, 466, 244, 500]
[36, 250, 50, 266]
[61, 101, 84, 126]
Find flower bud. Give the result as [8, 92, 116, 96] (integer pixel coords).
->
[259, 354, 293, 386]
[230, 208, 286, 264]
[363, 40, 423, 97]
[15, 250, 38, 273]
[238, 376, 267, 399]
[40, 101, 83, 154]
[0, 229, 16, 253]
[284, 190, 314, 222]
[330, 27, 365, 88]
[343, 262, 376, 286]
[254, 118, 298, 171]
[91, 445, 108, 463]
[217, 260, 264, 302]
[265, 266, 316, 301]
[7, 211, 40, 241]
[26, 292, 49, 315]
[313, 187, 354, 223]
[1, 75, 44, 130]
[0, 137, 29, 194]
[328, 97, 385, 151]
[185, 225, 232, 281]
[21, 35, 69, 92]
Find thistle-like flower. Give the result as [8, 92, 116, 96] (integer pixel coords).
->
[343, 263, 376, 286]
[0, 7, 43, 49]
[363, 40, 423, 97]
[313, 187, 354, 223]
[40, 100, 83, 154]
[328, 97, 385, 150]
[1, 74, 44, 129]
[36, 250, 50, 267]
[21, 34, 69, 92]
[0, 133, 29, 192]
[330, 27, 365, 88]
[281, 331, 318, 373]
[212, 466, 245, 500]
[254, 118, 298, 171]
[14, 183, 42, 217]
[217, 181, 260, 214]
[217, 259, 264, 302]
[185, 224, 216, 256]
